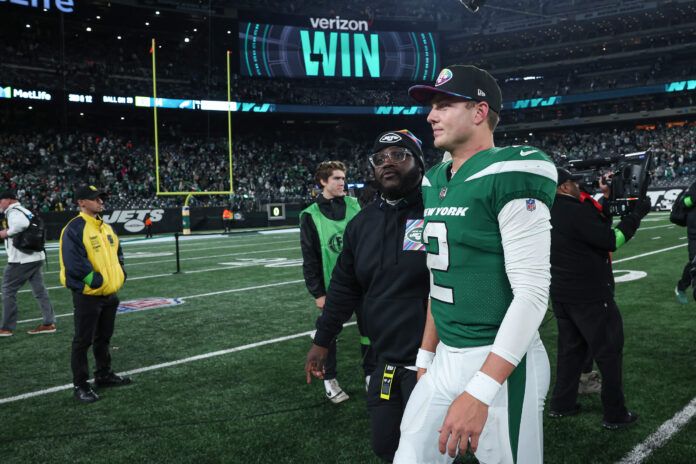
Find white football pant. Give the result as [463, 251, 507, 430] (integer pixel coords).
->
[394, 334, 550, 464]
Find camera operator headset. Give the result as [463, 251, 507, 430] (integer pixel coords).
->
[547, 167, 651, 430]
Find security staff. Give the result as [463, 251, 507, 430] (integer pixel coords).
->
[305, 130, 429, 462]
[59, 185, 131, 403]
[548, 168, 650, 429]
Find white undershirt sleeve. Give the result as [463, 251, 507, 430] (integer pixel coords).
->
[490, 198, 552, 366]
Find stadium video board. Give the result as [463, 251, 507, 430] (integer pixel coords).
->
[239, 19, 438, 80]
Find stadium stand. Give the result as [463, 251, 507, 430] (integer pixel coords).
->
[2, 124, 695, 211]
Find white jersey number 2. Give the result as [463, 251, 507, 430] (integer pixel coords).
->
[423, 222, 454, 304]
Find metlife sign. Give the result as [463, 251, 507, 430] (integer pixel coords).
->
[0, 86, 52, 101]
[0, 0, 75, 13]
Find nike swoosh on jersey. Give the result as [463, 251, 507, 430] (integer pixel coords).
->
[520, 149, 537, 156]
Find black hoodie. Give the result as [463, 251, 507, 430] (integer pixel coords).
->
[314, 188, 429, 365]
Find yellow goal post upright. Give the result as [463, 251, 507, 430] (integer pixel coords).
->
[150, 39, 235, 235]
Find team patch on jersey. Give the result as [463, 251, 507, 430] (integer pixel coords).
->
[403, 219, 425, 251]
[526, 199, 536, 211]
[424, 206, 469, 217]
[117, 297, 184, 314]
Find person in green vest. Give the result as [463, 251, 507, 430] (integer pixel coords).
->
[300, 160, 363, 403]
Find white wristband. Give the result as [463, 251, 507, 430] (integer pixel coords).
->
[464, 371, 502, 406]
[415, 348, 435, 369]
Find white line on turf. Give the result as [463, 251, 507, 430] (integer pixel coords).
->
[18, 279, 306, 324]
[11, 246, 299, 292]
[638, 224, 674, 231]
[0, 321, 355, 405]
[41, 243, 300, 274]
[612, 243, 686, 264]
[617, 397, 696, 464]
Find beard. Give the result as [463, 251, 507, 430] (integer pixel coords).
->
[379, 165, 423, 200]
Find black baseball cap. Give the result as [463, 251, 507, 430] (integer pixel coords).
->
[75, 185, 108, 201]
[0, 190, 17, 200]
[409, 65, 503, 113]
[556, 168, 583, 185]
[372, 129, 425, 172]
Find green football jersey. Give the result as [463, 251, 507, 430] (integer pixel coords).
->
[421, 145, 557, 348]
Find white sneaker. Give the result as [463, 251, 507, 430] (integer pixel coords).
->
[365, 375, 371, 392]
[324, 379, 349, 404]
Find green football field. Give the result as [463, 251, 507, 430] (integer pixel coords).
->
[1, 213, 695, 463]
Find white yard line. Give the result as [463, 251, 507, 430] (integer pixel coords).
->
[10, 247, 299, 290]
[0, 318, 353, 405]
[41, 243, 300, 274]
[613, 243, 686, 264]
[617, 397, 696, 464]
[18, 279, 306, 324]
[637, 224, 674, 231]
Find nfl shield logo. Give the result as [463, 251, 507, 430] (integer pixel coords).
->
[439, 187, 447, 200]
[526, 199, 536, 211]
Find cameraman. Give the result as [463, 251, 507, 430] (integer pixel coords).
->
[548, 168, 650, 430]
[674, 180, 696, 304]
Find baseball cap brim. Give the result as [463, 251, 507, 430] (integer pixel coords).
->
[408, 85, 478, 105]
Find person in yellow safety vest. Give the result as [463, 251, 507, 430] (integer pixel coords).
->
[59, 185, 131, 404]
[222, 208, 233, 233]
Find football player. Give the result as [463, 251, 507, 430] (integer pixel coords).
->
[393, 65, 557, 464]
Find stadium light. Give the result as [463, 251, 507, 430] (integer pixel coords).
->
[117, 35, 122, 40]
[80, 112, 84, 116]
[193, 28, 197, 32]
[184, 37, 190, 43]
[459, 0, 486, 13]
[86, 27, 92, 32]
[120, 116, 125, 120]
[28, 106, 33, 110]
[145, 22, 150, 26]
[227, 30, 231, 34]
[155, 10, 160, 15]
[96, 15, 101, 19]
[25, 24, 31, 28]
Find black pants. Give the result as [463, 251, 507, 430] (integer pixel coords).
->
[71, 292, 119, 387]
[323, 338, 338, 380]
[366, 363, 417, 462]
[677, 239, 696, 291]
[550, 299, 627, 421]
[145, 225, 153, 238]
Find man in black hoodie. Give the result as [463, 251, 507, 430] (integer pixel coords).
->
[548, 168, 651, 430]
[304, 130, 430, 462]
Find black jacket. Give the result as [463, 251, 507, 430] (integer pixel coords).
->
[314, 188, 429, 365]
[550, 194, 618, 303]
[299, 195, 348, 298]
[685, 182, 696, 240]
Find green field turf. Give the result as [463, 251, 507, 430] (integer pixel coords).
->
[0, 214, 694, 463]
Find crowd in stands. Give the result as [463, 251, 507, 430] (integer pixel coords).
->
[2, 123, 695, 213]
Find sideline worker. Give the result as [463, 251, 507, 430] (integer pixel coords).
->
[60, 185, 132, 403]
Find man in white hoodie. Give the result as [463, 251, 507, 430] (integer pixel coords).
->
[0, 191, 56, 336]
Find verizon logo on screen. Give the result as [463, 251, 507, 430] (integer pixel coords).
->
[309, 16, 369, 31]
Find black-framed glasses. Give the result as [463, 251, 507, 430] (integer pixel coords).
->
[369, 148, 413, 167]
